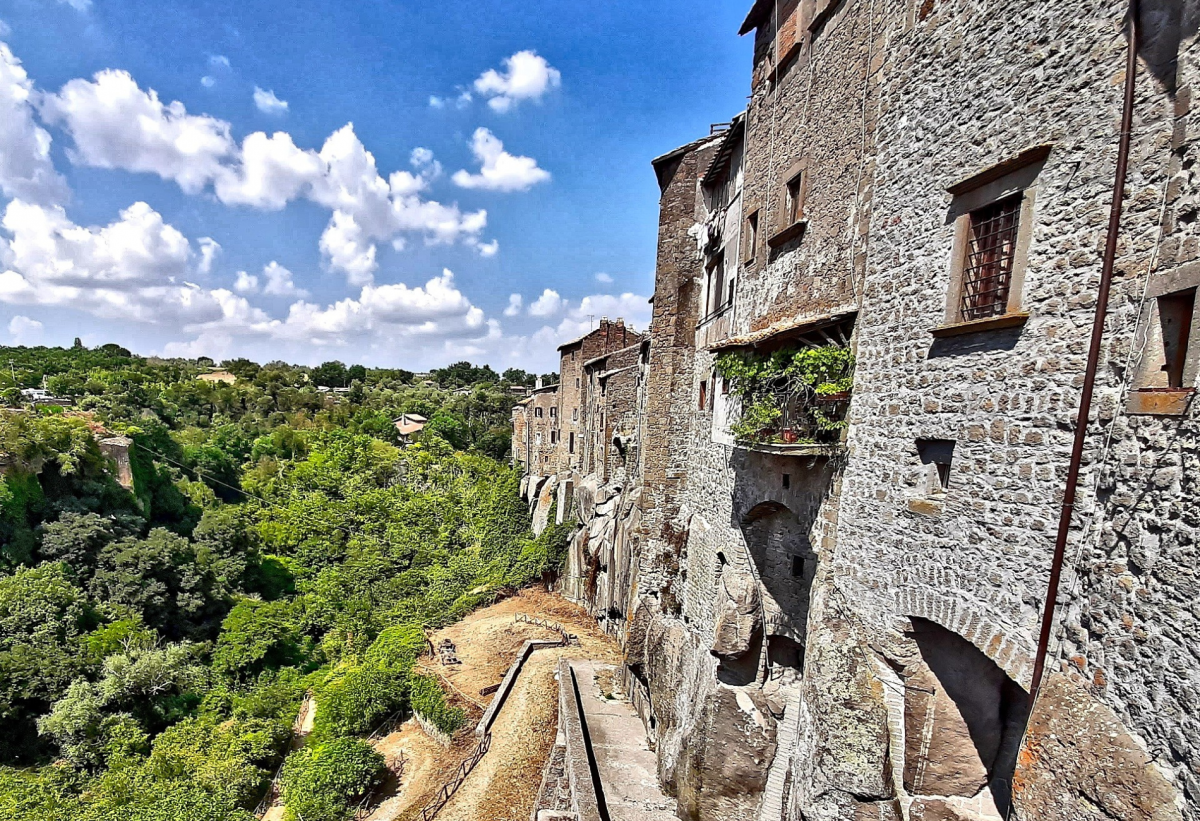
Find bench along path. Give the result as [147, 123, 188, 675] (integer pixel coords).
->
[568, 660, 676, 821]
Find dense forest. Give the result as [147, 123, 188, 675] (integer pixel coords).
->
[0, 343, 571, 821]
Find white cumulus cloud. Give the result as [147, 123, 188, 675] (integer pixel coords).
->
[595, 272, 614, 284]
[8, 315, 43, 344]
[261, 260, 307, 297]
[253, 86, 288, 115]
[504, 293, 523, 316]
[31, 58, 494, 281]
[197, 237, 220, 274]
[474, 50, 560, 113]
[233, 270, 258, 293]
[452, 128, 549, 192]
[528, 288, 565, 317]
[0, 43, 69, 204]
[40, 68, 236, 195]
[0, 199, 271, 332]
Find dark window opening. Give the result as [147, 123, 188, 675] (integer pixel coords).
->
[721, 377, 730, 395]
[935, 462, 952, 491]
[917, 438, 956, 495]
[704, 252, 730, 320]
[1158, 288, 1196, 388]
[534, 407, 543, 418]
[785, 172, 804, 226]
[767, 635, 805, 672]
[699, 380, 708, 410]
[744, 210, 759, 262]
[782, 472, 791, 489]
[790, 555, 804, 578]
[961, 195, 1021, 321]
[569, 432, 575, 453]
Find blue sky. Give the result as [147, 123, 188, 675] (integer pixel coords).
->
[0, 0, 752, 371]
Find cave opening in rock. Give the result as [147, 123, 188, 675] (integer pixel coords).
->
[903, 617, 1031, 818]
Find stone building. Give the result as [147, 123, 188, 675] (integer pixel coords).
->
[512, 385, 559, 476]
[524, 1, 1200, 819]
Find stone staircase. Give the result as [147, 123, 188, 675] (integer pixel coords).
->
[757, 691, 802, 821]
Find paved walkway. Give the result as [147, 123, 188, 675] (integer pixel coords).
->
[570, 660, 677, 821]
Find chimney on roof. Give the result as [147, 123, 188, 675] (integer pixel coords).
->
[535, 376, 543, 389]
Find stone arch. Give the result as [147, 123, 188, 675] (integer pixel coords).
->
[895, 617, 1031, 819]
[888, 582, 1035, 689]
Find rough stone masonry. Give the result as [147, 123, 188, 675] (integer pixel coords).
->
[516, 2, 1200, 819]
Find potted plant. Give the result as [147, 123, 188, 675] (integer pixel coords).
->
[716, 343, 855, 447]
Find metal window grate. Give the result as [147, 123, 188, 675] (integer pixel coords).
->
[961, 195, 1021, 321]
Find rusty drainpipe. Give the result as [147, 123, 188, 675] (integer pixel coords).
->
[1029, 0, 1141, 700]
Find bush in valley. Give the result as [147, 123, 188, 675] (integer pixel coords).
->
[279, 738, 384, 821]
[409, 674, 465, 736]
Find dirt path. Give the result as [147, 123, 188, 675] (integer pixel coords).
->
[260, 693, 316, 821]
[365, 589, 620, 821]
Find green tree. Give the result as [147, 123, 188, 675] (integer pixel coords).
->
[311, 361, 349, 388]
[212, 600, 308, 681]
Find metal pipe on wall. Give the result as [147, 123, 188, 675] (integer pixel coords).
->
[1029, 0, 1142, 699]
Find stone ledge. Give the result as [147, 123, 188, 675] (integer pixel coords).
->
[1125, 388, 1195, 416]
[732, 442, 846, 457]
[907, 498, 945, 517]
[767, 219, 808, 248]
[930, 312, 1030, 338]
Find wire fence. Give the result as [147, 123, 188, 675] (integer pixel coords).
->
[416, 731, 493, 821]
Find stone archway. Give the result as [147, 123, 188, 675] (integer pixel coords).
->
[899, 618, 1031, 819]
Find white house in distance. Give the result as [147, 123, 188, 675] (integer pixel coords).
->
[393, 413, 427, 445]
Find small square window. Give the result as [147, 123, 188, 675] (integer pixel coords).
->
[917, 438, 956, 496]
[721, 377, 730, 395]
[782, 473, 791, 489]
[790, 555, 805, 578]
[572, 408, 578, 422]
[549, 407, 556, 418]
[534, 407, 543, 418]
[699, 380, 708, 410]
[960, 195, 1022, 321]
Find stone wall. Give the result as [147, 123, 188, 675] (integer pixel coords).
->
[519, 2, 1200, 819]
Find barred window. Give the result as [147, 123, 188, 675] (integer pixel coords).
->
[960, 195, 1021, 321]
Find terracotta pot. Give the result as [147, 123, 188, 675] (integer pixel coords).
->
[780, 428, 799, 444]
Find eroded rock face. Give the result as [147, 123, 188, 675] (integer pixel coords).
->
[711, 570, 762, 661]
[1013, 671, 1184, 821]
[786, 603, 894, 816]
[674, 686, 777, 821]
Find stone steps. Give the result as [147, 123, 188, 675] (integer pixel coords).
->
[757, 691, 803, 821]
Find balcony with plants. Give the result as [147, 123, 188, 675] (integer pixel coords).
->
[714, 344, 854, 454]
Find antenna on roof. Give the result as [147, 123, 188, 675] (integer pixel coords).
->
[587, 314, 595, 330]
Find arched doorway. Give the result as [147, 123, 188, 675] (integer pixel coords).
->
[739, 501, 817, 684]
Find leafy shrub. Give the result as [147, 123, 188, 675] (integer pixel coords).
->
[312, 664, 405, 740]
[409, 674, 465, 736]
[280, 738, 384, 821]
